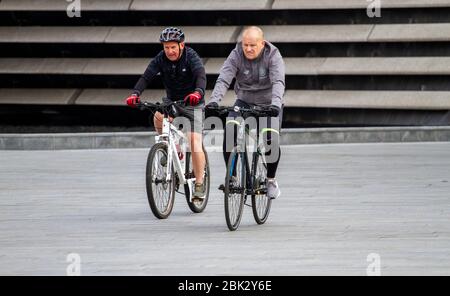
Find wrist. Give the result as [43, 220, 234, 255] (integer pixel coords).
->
[194, 88, 204, 97]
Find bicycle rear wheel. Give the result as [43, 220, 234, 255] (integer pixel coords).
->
[251, 152, 272, 224]
[224, 148, 246, 231]
[146, 142, 176, 219]
[184, 144, 210, 213]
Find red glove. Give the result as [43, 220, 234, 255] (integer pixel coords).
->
[184, 91, 202, 106]
[125, 94, 140, 108]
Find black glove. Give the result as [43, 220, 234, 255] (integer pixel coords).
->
[205, 102, 219, 109]
[204, 102, 219, 117]
[267, 105, 281, 117]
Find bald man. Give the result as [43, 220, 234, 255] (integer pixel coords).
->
[207, 26, 285, 200]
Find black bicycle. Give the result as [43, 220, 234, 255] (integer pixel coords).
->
[137, 100, 210, 219]
[210, 105, 273, 231]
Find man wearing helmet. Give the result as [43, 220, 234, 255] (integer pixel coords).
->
[125, 27, 207, 200]
[206, 26, 285, 200]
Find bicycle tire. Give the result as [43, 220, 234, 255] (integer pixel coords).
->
[184, 144, 210, 213]
[251, 152, 272, 224]
[224, 148, 246, 231]
[146, 142, 176, 219]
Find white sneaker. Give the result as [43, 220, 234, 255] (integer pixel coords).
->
[267, 179, 280, 200]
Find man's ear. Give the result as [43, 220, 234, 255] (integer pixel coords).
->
[261, 40, 266, 47]
[179, 42, 186, 50]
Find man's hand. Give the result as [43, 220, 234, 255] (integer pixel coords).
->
[267, 105, 281, 117]
[125, 94, 140, 108]
[204, 102, 219, 117]
[184, 91, 202, 106]
[205, 102, 219, 109]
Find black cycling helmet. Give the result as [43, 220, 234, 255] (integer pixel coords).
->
[159, 27, 185, 43]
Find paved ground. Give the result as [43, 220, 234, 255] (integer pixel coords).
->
[0, 142, 449, 275]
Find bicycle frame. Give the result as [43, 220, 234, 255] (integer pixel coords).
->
[155, 115, 196, 194]
[231, 119, 267, 196]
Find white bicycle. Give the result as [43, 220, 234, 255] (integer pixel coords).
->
[137, 100, 210, 219]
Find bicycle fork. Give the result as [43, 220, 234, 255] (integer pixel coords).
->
[156, 131, 196, 200]
[154, 137, 186, 185]
[229, 151, 254, 198]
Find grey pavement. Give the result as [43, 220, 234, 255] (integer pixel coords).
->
[0, 142, 449, 275]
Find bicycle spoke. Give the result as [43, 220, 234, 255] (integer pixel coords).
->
[251, 152, 271, 225]
[231, 156, 242, 225]
[150, 149, 172, 214]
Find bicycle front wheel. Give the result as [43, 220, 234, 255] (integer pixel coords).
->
[224, 148, 246, 231]
[146, 142, 176, 219]
[251, 152, 272, 224]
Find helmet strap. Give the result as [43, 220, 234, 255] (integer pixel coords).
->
[177, 43, 183, 61]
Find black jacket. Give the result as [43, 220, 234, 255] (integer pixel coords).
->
[133, 46, 207, 102]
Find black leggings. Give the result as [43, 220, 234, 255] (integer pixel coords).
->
[222, 100, 282, 179]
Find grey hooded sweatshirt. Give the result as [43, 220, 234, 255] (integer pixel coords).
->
[209, 41, 285, 109]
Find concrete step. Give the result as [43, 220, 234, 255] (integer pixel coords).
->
[3, 8, 450, 28]
[273, 0, 450, 9]
[1, 24, 450, 44]
[3, 57, 450, 76]
[0, 0, 133, 11]
[0, 88, 236, 106]
[75, 89, 237, 106]
[131, 0, 270, 11]
[2, 0, 450, 11]
[0, 0, 270, 11]
[0, 88, 80, 105]
[285, 90, 450, 110]
[260, 24, 450, 43]
[2, 88, 450, 110]
[0, 26, 240, 44]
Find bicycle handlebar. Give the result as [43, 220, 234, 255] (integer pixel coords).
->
[206, 105, 272, 117]
[136, 100, 186, 113]
[135, 100, 272, 117]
